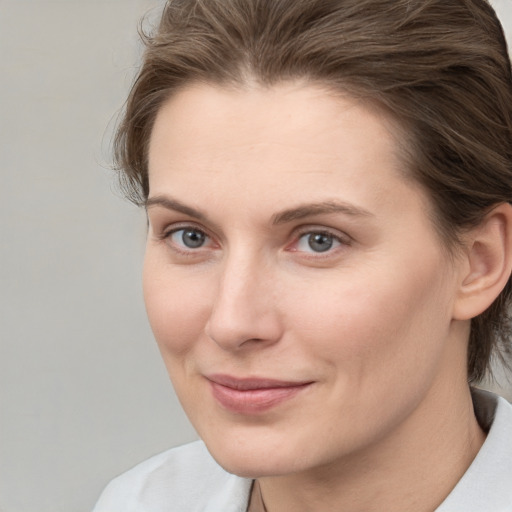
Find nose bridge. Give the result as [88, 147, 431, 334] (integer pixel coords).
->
[205, 246, 280, 350]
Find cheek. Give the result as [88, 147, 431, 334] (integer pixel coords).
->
[288, 258, 454, 380]
[142, 256, 212, 358]
[281, 262, 456, 448]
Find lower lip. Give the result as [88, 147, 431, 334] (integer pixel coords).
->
[209, 381, 311, 414]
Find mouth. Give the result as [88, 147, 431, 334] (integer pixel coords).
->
[205, 374, 313, 414]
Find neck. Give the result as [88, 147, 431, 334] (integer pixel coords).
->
[253, 381, 485, 512]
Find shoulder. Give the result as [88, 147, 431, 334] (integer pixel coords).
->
[93, 440, 252, 512]
[436, 390, 512, 512]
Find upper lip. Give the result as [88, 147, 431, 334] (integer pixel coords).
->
[206, 374, 313, 390]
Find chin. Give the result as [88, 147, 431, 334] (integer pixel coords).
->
[211, 452, 295, 479]
[201, 432, 315, 478]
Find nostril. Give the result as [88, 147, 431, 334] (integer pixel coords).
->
[205, 313, 281, 351]
[205, 324, 259, 350]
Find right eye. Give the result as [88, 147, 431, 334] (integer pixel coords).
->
[168, 228, 210, 249]
[295, 231, 341, 254]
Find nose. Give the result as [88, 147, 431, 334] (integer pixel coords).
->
[205, 252, 283, 351]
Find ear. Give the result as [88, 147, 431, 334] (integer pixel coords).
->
[453, 203, 512, 321]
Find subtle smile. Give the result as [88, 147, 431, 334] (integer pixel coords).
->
[206, 375, 313, 414]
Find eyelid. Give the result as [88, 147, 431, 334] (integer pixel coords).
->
[153, 219, 351, 256]
[157, 222, 220, 256]
[158, 221, 211, 240]
[293, 225, 352, 244]
[285, 225, 352, 257]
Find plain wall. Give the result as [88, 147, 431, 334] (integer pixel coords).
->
[1, 1, 511, 511]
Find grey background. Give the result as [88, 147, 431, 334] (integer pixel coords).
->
[1, 1, 511, 511]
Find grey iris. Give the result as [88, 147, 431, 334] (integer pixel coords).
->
[182, 229, 205, 248]
[308, 233, 333, 252]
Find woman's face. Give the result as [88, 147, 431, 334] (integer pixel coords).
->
[144, 82, 467, 477]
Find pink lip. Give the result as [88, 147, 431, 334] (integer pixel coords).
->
[206, 374, 313, 414]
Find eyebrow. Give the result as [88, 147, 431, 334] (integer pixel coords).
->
[145, 196, 207, 221]
[271, 200, 374, 225]
[145, 195, 373, 225]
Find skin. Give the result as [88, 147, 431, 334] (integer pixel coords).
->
[144, 82, 486, 512]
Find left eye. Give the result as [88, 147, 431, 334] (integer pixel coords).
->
[169, 228, 209, 249]
[296, 232, 342, 253]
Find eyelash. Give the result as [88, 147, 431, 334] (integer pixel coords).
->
[290, 228, 350, 256]
[158, 224, 351, 258]
[159, 225, 215, 257]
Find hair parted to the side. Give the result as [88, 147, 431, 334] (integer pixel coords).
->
[115, 0, 512, 383]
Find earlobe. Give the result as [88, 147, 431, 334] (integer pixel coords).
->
[453, 203, 512, 321]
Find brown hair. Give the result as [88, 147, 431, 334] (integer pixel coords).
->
[115, 0, 512, 382]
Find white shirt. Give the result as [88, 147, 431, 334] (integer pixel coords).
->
[93, 389, 512, 512]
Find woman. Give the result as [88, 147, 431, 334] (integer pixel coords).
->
[94, 0, 512, 510]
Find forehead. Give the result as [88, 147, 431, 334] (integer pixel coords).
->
[150, 83, 402, 172]
[147, 82, 428, 222]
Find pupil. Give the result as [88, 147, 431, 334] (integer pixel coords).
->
[182, 230, 205, 248]
[308, 233, 333, 252]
